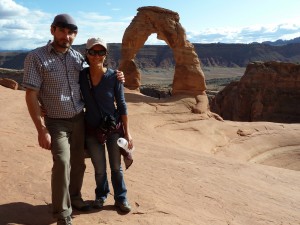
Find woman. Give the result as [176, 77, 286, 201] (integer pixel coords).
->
[79, 37, 133, 212]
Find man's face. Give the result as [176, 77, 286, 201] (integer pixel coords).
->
[51, 26, 77, 51]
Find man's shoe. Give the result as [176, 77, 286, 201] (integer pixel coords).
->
[115, 200, 131, 212]
[93, 198, 106, 209]
[57, 216, 72, 225]
[71, 198, 91, 211]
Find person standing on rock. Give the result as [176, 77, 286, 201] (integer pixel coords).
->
[23, 14, 124, 225]
[79, 37, 133, 213]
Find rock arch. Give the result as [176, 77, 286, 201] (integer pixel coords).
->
[119, 6, 222, 117]
[119, 6, 206, 97]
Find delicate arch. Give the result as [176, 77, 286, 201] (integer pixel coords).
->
[119, 6, 206, 96]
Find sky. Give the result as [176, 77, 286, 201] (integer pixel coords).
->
[1, 0, 300, 50]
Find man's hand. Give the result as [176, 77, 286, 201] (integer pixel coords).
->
[38, 126, 51, 150]
[115, 70, 125, 83]
[25, 89, 51, 151]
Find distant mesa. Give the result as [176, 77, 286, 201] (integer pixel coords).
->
[1, 41, 300, 71]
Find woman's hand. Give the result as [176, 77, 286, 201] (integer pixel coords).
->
[124, 133, 133, 150]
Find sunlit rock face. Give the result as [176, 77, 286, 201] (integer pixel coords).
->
[0, 78, 18, 90]
[211, 61, 300, 123]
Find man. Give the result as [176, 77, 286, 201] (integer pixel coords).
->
[23, 14, 123, 225]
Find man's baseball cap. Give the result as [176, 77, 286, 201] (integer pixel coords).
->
[86, 37, 107, 50]
[52, 14, 78, 31]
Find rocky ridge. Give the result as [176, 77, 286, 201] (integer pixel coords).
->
[210, 61, 300, 123]
[1, 42, 300, 70]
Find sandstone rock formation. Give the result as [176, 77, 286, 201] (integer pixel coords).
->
[210, 61, 300, 123]
[0, 78, 18, 90]
[119, 6, 212, 114]
[0, 68, 24, 88]
[2, 84, 300, 225]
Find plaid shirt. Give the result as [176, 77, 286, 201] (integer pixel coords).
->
[23, 42, 85, 118]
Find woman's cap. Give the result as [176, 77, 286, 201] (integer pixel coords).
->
[52, 14, 78, 31]
[86, 37, 107, 50]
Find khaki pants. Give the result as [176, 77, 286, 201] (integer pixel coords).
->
[45, 112, 86, 219]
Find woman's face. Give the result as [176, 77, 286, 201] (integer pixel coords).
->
[86, 44, 107, 65]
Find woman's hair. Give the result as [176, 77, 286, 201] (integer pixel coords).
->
[85, 50, 109, 66]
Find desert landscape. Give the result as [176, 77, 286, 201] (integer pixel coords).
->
[140, 67, 245, 98]
[0, 5, 299, 225]
[0, 82, 300, 224]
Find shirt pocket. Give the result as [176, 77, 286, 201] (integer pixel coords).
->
[41, 59, 67, 92]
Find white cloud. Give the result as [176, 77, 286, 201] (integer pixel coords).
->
[0, 0, 28, 18]
[1, 19, 31, 29]
[0, 0, 52, 50]
[280, 32, 300, 40]
[145, 33, 165, 45]
[1, 0, 300, 50]
[187, 22, 300, 44]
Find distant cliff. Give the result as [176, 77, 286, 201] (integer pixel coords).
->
[210, 61, 300, 123]
[1, 43, 300, 70]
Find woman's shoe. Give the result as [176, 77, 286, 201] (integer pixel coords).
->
[115, 200, 131, 212]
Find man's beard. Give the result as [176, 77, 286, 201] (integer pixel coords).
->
[54, 38, 72, 49]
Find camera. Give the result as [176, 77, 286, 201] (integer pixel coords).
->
[98, 115, 117, 132]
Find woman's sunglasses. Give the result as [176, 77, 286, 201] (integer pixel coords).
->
[87, 49, 107, 56]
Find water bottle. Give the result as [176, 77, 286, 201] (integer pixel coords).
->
[117, 137, 129, 151]
[117, 137, 133, 169]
